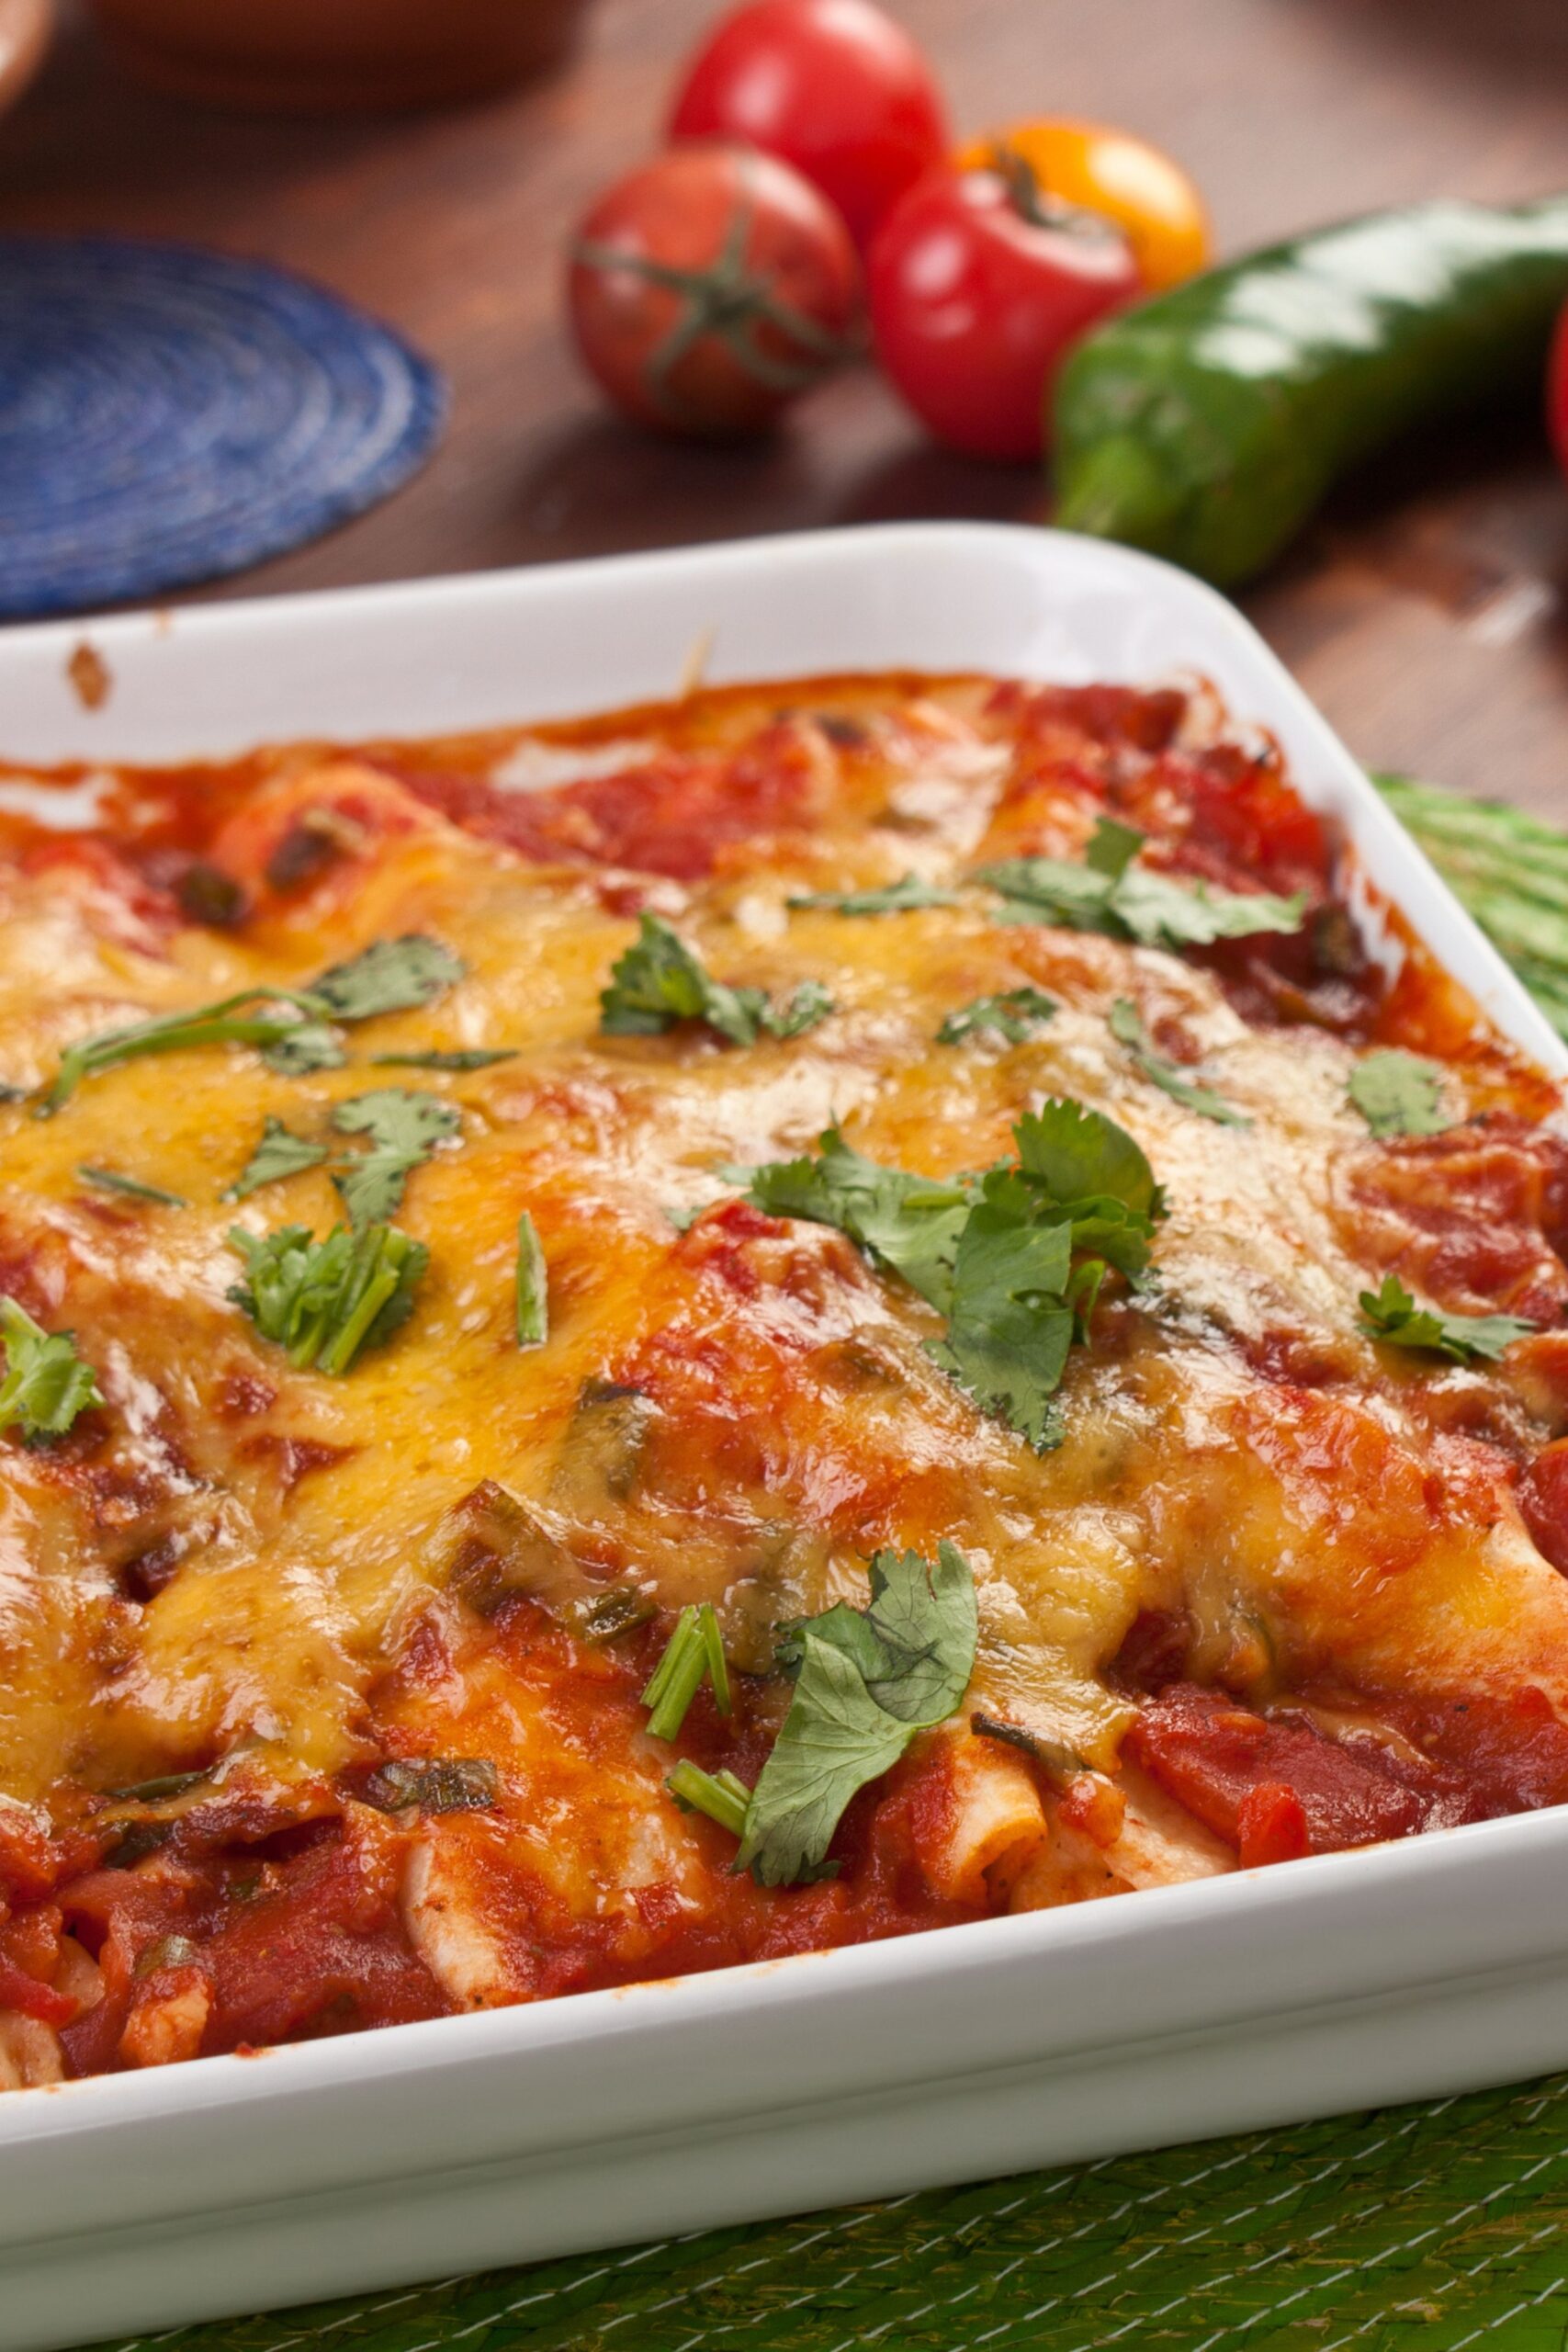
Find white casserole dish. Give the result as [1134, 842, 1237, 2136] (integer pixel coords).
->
[2, 522, 1565, 2352]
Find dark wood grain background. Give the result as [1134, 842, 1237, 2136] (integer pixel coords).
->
[6, 0, 1568, 811]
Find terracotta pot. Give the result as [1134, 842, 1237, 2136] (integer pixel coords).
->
[88, 0, 590, 112]
[0, 0, 52, 121]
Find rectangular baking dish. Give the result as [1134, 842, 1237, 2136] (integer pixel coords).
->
[3, 523, 1566, 2352]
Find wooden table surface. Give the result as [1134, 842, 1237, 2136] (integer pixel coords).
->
[6, 0, 1568, 813]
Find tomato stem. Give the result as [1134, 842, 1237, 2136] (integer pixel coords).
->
[573, 177, 862, 426]
[984, 142, 1122, 247]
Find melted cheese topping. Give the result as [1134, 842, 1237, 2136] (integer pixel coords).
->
[3, 673, 1568, 2068]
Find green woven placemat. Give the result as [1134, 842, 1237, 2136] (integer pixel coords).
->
[88, 775, 1568, 2352]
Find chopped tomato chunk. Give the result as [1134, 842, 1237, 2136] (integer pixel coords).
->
[1127, 1684, 1454, 1859]
[1235, 1782, 1310, 1869]
[200, 1824, 446, 2056]
[0, 1952, 74, 2028]
[1384, 1684, 1568, 1818]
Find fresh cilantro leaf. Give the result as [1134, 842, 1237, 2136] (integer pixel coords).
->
[310, 935, 465, 1022]
[776, 1598, 890, 1688]
[927, 1194, 1077, 1452]
[735, 1634, 908, 1886]
[787, 876, 962, 916]
[1109, 999, 1249, 1126]
[1013, 1095, 1161, 1224]
[738, 1102, 1162, 1451]
[867, 1541, 979, 1724]
[979, 817, 1306, 953]
[1348, 1050, 1452, 1139]
[1084, 816, 1146, 877]
[1357, 1272, 1534, 1364]
[1111, 869, 1309, 951]
[601, 914, 832, 1047]
[224, 1117, 329, 1203]
[1009, 1099, 1163, 1289]
[937, 988, 1057, 1046]
[0, 1296, 103, 1440]
[665, 1203, 703, 1234]
[330, 1090, 460, 1228]
[260, 1023, 347, 1077]
[983, 856, 1115, 930]
[227, 1222, 429, 1374]
[765, 978, 836, 1038]
[371, 1049, 517, 1071]
[601, 915, 753, 1041]
[77, 1165, 187, 1207]
[736, 1542, 976, 1886]
[360, 1758, 497, 1814]
[736, 1127, 970, 1310]
[800, 1542, 979, 1726]
[515, 1211, 547, 1346]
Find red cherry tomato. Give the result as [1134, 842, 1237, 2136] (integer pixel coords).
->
[568, 144, 862, 439]
[668, 0, 948, 253]
[1550, 300, 1568, 481]
[869, 164, 1140, 462]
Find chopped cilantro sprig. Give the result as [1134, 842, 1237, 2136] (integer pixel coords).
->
[77, 1165, 188, 1207]
[330, 1091, 460, 1228]
[0, 1297, 103, 1441]
[642, 1601, 732, 1742]
[788, 876, 961, 917]
[41, 934, 464, 1114]
[979, 818, 1307, 952]
[515, 1212, 547, 1346]
[601, 915, 831, 1047]
[734, 1544, 977, 1886]
[1357, 1272, 1534, 1365]
[225, 1118, 330, 1202]
[931, 1102, 1161, 1448]
[937, 988, 1056, 1046]
[227, 1222, 429, 1374]
[310, 936, 464, 1021]
[731, 1129, 971, 1311]
[43, 990, 343, 1113]
[372, 1049, 516, 1072]
[1109, 999, 1248, 1126]
[733, 1099, 1161, 1452]
[667, 1760, 751, 1837]
[224, 1091, 460, 1221]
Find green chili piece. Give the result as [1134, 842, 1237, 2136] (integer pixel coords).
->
[1055, 196, 1568, 587]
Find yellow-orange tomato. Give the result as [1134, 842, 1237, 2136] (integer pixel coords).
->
[954, 119, 1209, 291]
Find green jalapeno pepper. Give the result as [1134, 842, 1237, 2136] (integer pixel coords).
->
[1053, 196, 1568, 587]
